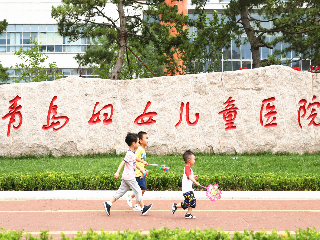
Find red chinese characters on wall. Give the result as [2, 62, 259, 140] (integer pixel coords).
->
[134, 101, 157, 126]
[175, 102, 199, 127]
[2, 95, 22, 137]
[42, 96, 69, 132]
[260, 97, 277, 128]
[298, 95, 320, 128]
[88, 102, 113, 125]
[7, 94, 320, 136]
[219, 97, 238, 131]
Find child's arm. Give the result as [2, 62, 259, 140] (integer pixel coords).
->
[114, 161, 125, 179]
[136, 157, 148, 165]
[136, 164, 145, 175]
[188, 175, 200, 186]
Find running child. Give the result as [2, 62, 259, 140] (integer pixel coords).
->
[171, 150, 200, 219]
[103, 132, 153, 216]
[126, 131, 149, 211]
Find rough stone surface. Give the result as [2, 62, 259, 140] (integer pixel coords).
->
[0, 66, 318, 156]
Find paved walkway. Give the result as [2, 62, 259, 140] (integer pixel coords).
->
[1, 190, 320, 200]
[0, 191, 320, 239]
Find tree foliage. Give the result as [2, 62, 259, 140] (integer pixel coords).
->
[75, 35, 164, 79]
[180, 8, 232, 74]
[0, 19, 8, 34]
[11, 39, 61, 83]
[200, 0, 320, 69]
[52, 0, 189, 79]
[269, 0, 320, 67]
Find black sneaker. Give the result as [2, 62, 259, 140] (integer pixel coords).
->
[171, 203, 177, 214]
[141, 204, 153, 215]
[185, 213, 196, 219]
[103, 202, 111, 216]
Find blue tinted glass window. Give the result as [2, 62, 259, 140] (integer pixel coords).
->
[260, 47, 270, 59]
[47, 45, 54, 52]
[63, 46, 70, 52]
[39, 25, 46, 31]
[242, 61, 251, 69]
[31, 25, 38, 31]
[23, 25, 31, 31]
[302, 60, 310, 71]
[241, 42, 251, 59]
[31, 33, 38, 42]
[55, 45, 62, 52]
[233, 61, 241, 71]
[23, 32, 31, 44]
[225, 61, 232, 71]
[7, 70, 14, 76]
[282, 42, 291, 58]
[16, 25, 22, 31]
[232, 40, 240, 59]
[62, 69, 71, 75]
[223, 47, 231, 59]
[47, 25, 54, 31]
[0, 33, 6, 44]
[7, 25, 15, 31]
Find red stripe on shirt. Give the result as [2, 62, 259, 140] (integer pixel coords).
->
[185, 166, 192, 179]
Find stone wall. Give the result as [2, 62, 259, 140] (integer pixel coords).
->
[0, 65, 320, 156]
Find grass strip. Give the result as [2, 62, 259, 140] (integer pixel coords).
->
[0, 152, 320, 176]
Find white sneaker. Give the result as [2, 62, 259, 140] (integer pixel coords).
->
[126, 194, 133, 207]
[133, 204, 142, 211]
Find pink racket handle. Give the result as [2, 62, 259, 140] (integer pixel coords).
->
[200, 185, 207, 189]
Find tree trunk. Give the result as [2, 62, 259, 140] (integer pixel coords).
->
[110, 0, 126, 80]
[240, 6, 261, 68]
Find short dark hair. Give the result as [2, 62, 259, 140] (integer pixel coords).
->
[183, 150, 195, 163]
[138, 131, 147, 142]
[125, 132, 138, 146]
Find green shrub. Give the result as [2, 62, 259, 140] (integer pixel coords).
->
[1, 227, 320, 240]
[0, 172, 319, 191]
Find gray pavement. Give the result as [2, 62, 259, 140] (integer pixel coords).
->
[1, 190, 320, 200]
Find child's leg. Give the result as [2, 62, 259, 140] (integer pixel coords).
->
[132, 177, 147, 205]
[131, 190, 146, 198]
[187, 206, 192, 214]
[127, 179, 144, 208]
[110, 179, 130, 204]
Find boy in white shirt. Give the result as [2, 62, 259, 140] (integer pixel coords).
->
[103, 132, 153, 216]
[126, 131, 149, 211]
[171, 150, 200, 219]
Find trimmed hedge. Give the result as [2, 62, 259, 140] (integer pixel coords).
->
[0, 172, 320, 191]
[1, 227, 320, 239]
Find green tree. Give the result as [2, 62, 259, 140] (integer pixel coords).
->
[52, 0, 189, 80]
[75, 35, 164, 79]
[0, 62, 9, 84]
[216, 0, 289, 69]
[180, 9, 231, 74]
[0, 19, 9, 83]
[269, 0, 320, 68]
[199, 0, 320, 69]
[0, 19, 8, 34]
[11, 39, 61, 83]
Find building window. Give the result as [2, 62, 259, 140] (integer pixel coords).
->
[0, 24, 92, 53]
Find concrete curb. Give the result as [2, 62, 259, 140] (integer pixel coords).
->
[1, 190, 320, 200]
